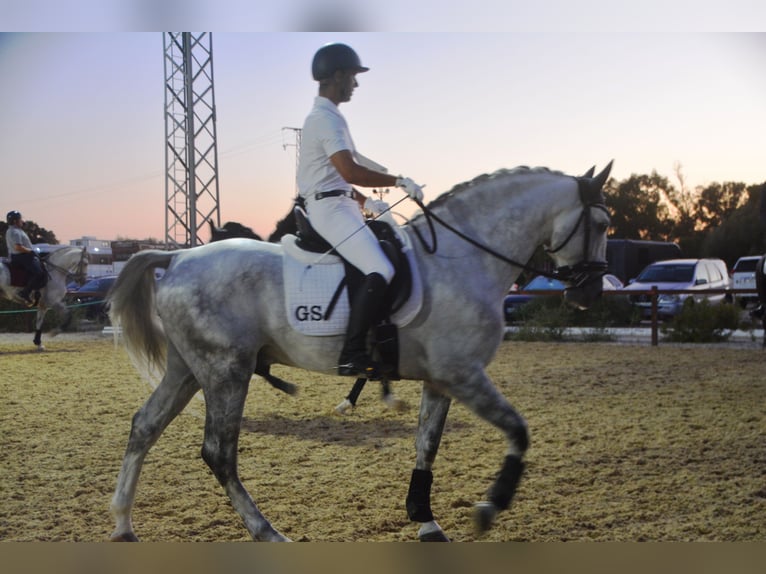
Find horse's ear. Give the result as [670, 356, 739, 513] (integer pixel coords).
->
[581, 166, 595, 178]
[593, 160, 614, 189]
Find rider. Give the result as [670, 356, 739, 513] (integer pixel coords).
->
[297, 42, 424, 379]
[5, 210, 45, 306]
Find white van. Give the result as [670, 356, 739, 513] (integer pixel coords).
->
[622, 258, 732, 320]
[732, 255, 762, 307]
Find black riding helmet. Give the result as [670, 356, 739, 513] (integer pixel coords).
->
[312, 43, 369, 81]
[6, 210, 21, 224]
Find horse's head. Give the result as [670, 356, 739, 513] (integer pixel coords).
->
[545, 161, 612, 310]
[209, 220, 263, 243]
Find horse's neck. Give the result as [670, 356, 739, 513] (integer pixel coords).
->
[49, 248, 79, 274]
[420, 180, 559, 289]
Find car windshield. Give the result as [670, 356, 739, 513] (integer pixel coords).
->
[734, 259, 759, 272]
[524, 276, 564, 290]
[637, 264, 694, 283]
[78, 277, 115, 291]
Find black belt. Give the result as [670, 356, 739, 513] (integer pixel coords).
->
[315, 189, 355, 200]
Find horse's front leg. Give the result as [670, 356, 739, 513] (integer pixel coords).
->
[32, 307, 48, 350]
[407, 382, 452, 541]
[446, 370, 529, 536]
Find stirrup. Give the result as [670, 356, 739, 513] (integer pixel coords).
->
[337, 356, 392, 380]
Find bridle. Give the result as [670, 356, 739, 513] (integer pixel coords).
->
[408, 176, 609, 288]
[543, 179, 609, 288]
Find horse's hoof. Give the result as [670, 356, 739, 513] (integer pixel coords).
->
[419, 530, 450, 542]
[110, 532, 139, 542]
[418, 521, 450, 542]
[35, 345, 45, 353]
[474, 501, 497, 534]
[334, 399, 353, 415]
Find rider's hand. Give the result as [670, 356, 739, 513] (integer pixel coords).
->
[396, 177, 424, 202]
[363, 197, 389, 216]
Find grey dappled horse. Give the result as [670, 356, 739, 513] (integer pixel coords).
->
[108, 163, 612, 542]
[0, 246, 88, 349]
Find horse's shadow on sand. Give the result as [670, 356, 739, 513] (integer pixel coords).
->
[240, 414, 473, 446]
[0, 348, 82, 356]
[240, 414, 414, 445]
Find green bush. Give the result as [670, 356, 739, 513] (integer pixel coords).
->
[508, 297, 571, 341]
[661, 298, 742, 343]
[504, 293, 746, 344]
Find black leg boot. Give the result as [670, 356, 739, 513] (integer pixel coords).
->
[338, 272, 390, 379]
[18, 286, 34, 306]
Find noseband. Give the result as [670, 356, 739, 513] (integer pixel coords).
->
[545, 178, 609, 288]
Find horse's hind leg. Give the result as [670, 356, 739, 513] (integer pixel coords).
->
[200, 364, 290, 542]
[407, 383, 452, 541]
[110, 343, 200, 541]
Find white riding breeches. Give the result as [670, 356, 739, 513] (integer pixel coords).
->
[304, 195, 395, 283]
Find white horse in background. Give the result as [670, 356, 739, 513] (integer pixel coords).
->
[0, 246, 88, 349]
[107, 163, 613, 542]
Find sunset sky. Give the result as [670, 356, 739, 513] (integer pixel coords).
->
[1, 30, 764, 244]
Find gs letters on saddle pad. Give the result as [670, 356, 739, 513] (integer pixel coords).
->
[281, 220, 422, 336]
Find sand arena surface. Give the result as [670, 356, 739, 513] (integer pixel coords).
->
[0, 332, 764, 542]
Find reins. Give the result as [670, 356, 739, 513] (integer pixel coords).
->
[43, 247, 88, 284]
[303, 174, 608, 287]
[408, 198, 554, 278]
[406, 178, 609, 285]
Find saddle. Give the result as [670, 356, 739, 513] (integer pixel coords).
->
[1, 256, 49, 289]
[281, 205, 423, 377]
[292, 205, 413, 317]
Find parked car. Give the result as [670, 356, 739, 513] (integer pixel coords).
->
[621, 258, 731, 320]
[503, 274, 623, 323]
[731, 255, 762, 307]
[66, 275, 118, 321]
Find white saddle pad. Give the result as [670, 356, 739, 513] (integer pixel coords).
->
[281, 234, 423, 336]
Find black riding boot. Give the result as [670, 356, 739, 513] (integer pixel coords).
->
[18, 286, 34, 306]
[338, 272, 390, 379]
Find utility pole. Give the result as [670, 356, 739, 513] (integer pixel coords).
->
[163, 32, 221, 247]
[282, 127, 301, 197]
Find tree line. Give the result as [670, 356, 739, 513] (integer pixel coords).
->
[604, 165, 766, 267]
[3, 167, 765, 268]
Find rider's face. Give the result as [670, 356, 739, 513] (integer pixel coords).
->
[337, 71, 358, 103]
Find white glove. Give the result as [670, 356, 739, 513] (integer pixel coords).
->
[396, 177, 424, 202]
[363, 197, 389, 216]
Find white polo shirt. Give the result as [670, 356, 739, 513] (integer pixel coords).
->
[6, 226, 31, 256]
[297, 96, 355, 200]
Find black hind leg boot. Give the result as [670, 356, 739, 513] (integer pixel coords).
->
[338, 272, 390, 379]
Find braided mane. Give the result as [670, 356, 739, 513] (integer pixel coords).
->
[411, 166, 564, 223]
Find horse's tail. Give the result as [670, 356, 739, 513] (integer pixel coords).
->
[108, 249, 174, 376]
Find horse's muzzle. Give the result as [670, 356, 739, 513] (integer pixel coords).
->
[557, 262, 607, 310]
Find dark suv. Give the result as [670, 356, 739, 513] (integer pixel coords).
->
[66, 275, 118, 322]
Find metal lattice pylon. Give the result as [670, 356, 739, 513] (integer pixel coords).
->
[163, 32, 220, 247]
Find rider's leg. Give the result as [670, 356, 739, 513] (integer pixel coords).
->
[13, 253, 37, 304]
[304, 196, 395, 378]
[338, 272, 389, 378]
